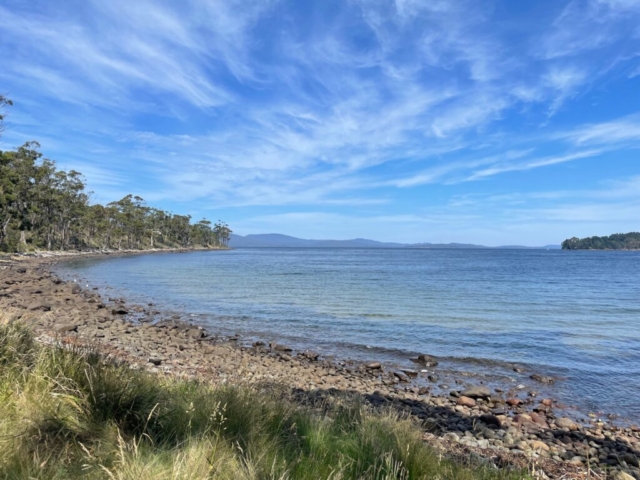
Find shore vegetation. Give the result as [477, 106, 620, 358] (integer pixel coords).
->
[562, 232, 640, 250]
[0, 97, 231, 253]
[0, 315, 527, 480]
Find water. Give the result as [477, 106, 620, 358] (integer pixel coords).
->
[55, 248, 640, 422]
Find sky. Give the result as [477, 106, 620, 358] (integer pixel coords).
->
[1, 0, 640, 246]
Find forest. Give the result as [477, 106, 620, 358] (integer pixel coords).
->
[0, 96, 231, 253]
[562, 232, 640, 250]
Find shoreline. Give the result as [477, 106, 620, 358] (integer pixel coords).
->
[1, 253, 639, 478]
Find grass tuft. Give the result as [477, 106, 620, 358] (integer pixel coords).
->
[0, 314, 528, 479]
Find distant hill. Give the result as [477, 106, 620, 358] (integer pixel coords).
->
[229, 234, 560, 249]
[562, 232, 640, 250]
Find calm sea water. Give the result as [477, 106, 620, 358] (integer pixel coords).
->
[56, 248, 640, 422]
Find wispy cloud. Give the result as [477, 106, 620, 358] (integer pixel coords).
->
[1, 0, 639, 243]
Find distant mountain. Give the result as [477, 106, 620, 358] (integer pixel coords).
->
[229, 234, 560, 250]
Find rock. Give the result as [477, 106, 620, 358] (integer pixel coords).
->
[302, 350, 320, 361]
[529, 412, 549, 427]
[253, 341, 266, 347]
[555, 417, 579, 431]
[16, 268, 27, 274]
[506, 398, 522, 407]
[111, 307, 128, 315]
[400, 369, 418, 378]
[187, 328, 205, 339]
[613, 472, 635, 480]
[621, 454, 639, 468]
[461, 385, 491, 399]
[457, 396, 476, 407]
[417, 386, 429, 395]
[393, 371, 410, 382]
[531, 440, 550, 451]
[270, 342, 292, 352]
[530, 374, 555, 384]
[27, 301, 51, 311]
[479, 414, 501, 428]
[427, 374, 439, 382]
[54, 323, 78, 333]
[71, 284, 82, 294]
[413, 354, 438, 367]
[366, 362, 382, 369]
[148, 357, 163, 366]
[541, 398, 553, 407]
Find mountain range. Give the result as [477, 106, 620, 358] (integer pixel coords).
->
[229, 234, 561, 249]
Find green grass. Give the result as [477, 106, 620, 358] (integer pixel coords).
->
[0, 313, 528, 479]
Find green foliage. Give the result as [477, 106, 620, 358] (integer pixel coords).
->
[0, 320, 527, 479]
[562, 232, 640, 250]
[0, 99, 231, 252]
[0, 145, 231, 252]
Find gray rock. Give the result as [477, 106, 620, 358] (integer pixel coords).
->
[27, 301, 51, 311]
[413, 354, 439, 367]
[54, 323, 78, 333]
[530, 374, 556, 384]
[461, 385, 491, 399]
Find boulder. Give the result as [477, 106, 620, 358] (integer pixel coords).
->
[461, 385, 491, 399]
[71, 284, 82, 294]
[54, 323, 78, 333]
[270, 342, 292, 352]
[27, 302, 51, 311]
[479, 414, 501, 428]
[555, 417, 578, 431]
[366, 362, 382, 369]
[111, 307, 128, 315]
[148, 357, 163, 366]
[393, 371, 410, 382]
[506, 398, 522, 407]
[187, 328, 205, 339]
[400, 369, 418, 378]
[531, 440, 550, 451]
[302, 350, 320, 361]
[456, 396, 476, 408]
[530, 374, 556, 384]
[412, 354, 438, 367]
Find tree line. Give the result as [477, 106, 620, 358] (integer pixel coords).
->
[562, 232, 640, 250]
[0, 96, 231, 253]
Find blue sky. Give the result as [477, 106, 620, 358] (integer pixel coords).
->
[1, 0, 640, 246]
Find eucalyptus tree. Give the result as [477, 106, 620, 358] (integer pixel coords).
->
[0, 99, 229, 252]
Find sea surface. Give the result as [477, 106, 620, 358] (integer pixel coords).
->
[55, 248, 640, 423]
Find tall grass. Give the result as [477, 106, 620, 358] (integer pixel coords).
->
[0, 313, 528, 479]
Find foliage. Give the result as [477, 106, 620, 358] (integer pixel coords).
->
[0, 98, 231, 252]
[562, 232, 640, 250]
[0, 316, 526, 480]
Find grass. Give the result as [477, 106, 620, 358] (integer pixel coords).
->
[0, 311, 529, 479]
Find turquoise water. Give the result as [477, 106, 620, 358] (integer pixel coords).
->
[56, 248, 640, 422]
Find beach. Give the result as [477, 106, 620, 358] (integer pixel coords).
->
[1, 252, 639, 479]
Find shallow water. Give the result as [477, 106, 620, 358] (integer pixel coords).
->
[56, 248, 640, 422]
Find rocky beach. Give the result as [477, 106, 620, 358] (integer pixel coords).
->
[1, 253, 639, 480]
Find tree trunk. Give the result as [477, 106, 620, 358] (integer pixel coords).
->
[19, 230, 27, 246]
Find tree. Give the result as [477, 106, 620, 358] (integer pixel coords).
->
[0, 95, 12, 138]
[0, 102, 229, 252]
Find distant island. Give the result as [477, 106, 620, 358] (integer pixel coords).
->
[562, 232, 640, 250]
[230, 233, 561, 250]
